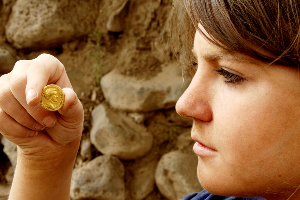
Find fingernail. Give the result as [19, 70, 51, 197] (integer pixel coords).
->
[42, 115, 57, 127]
[33, 122, 44, 130]
[26, 89, 38, 104]
[26, 130, 38, 137]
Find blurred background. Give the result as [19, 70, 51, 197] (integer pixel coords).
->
[0, 0, 202, 199]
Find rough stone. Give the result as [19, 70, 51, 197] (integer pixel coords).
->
[176, 128, 194, 150]
[106, 0, 129, 32]
[128, 112, 155, 124]
[80, 137, 92, 161]
[0, 43, 17, 74]
[0, 183, 10, 200]
[90, 103, 153, 160]
[155, 151, 203, 200]
[101, 62, 189, 112]
[70, 155, 125, 200]
[0, 0, 15, 43]
[5, 0, 100, 50]
[128, 112, 147, 124]
[164, 109, 193, 127]
[5, 166, 14, 183]
[130, 158, 158, 200]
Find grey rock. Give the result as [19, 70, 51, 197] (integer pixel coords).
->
[0, 44, 17, 74]
[106, 0, 129, 32]
[128, 112, 155, 124]
[0, 183, 10, 200]
[164, 109, 193, 127]
[90, 104, 153, 160]
[80, 138, 92, 161]
[130, 159, 158, 200]
[5, 0, 100, 49]
[0, 0, 15, 42]
[5, 166, 14, 183]
[155, 151, 203, 200]
[70, 155, 125, 200]
[101, 62, 189, 112]
[176, 128, 194, 150]
[128, 112, 147, 124]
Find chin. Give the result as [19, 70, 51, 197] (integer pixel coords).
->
[197, 168, 260, 198]
[201, 184, 258, 198]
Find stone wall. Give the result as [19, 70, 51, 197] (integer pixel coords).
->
[0, 0, 202, 199]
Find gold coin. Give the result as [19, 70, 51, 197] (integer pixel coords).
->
[40, 84, 64, 111]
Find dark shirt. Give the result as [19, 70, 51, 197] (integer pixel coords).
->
[180, 190, 265, 200]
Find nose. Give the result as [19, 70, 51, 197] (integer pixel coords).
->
[175, 72, 213, 122]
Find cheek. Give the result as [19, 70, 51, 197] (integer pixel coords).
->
[201, 92, 300, 195]
[213, 90, 300, 164]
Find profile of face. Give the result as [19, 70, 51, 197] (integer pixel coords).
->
[175, 30, 300, 200]
[44, 88, 59, 104]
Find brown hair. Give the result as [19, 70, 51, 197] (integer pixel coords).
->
[171, 0, 300, 75]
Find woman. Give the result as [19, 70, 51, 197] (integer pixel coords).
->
[1, 0, 300, 200]
[175, 1, 300, 199]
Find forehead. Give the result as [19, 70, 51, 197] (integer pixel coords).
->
[193, 30, 259, 65]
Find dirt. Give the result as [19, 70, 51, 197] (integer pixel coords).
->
[118, 52, 163, 80]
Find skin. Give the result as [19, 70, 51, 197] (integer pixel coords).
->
[175, 30, 300, 200]
[0, 54, 84, 200]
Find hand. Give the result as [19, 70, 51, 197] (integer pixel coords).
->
[0, 54, 84, 200]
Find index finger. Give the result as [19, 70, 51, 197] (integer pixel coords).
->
[25, 54, 72, 106]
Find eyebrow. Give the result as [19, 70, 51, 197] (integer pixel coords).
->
[192, 48, 257, 64]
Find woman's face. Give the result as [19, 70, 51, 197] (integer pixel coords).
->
[176, 30, 300, 199]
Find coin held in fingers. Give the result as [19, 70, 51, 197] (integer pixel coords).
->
[40, 84, 65, 111]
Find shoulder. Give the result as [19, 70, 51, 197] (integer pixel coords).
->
[180, 190, 266, 200]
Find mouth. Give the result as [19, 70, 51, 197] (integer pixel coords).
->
[192, 136, 217, 157]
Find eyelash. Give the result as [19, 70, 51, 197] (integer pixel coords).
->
[215, 68, 245, 83]
[191, 60, 245, 84]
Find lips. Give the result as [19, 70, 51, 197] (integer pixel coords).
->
[192, 136, 217, 157]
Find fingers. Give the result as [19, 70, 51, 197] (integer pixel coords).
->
[25, 54, 72, 105]
[0, 107, 38, 141]
[1, 54, 83, 146]
[0, 74, 44, 131]
[0, 88, 83, 146]
[11, 54, 72, 107]
[9, 61, 56, 127]
[9, 54, 74, 125]
[0, 107, 59, 156]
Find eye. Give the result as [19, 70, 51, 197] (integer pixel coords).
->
[215, 67, 245, 83]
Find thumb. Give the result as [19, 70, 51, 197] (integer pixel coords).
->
[45, 88, 84, 145]
[59, 88, 83, 120]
